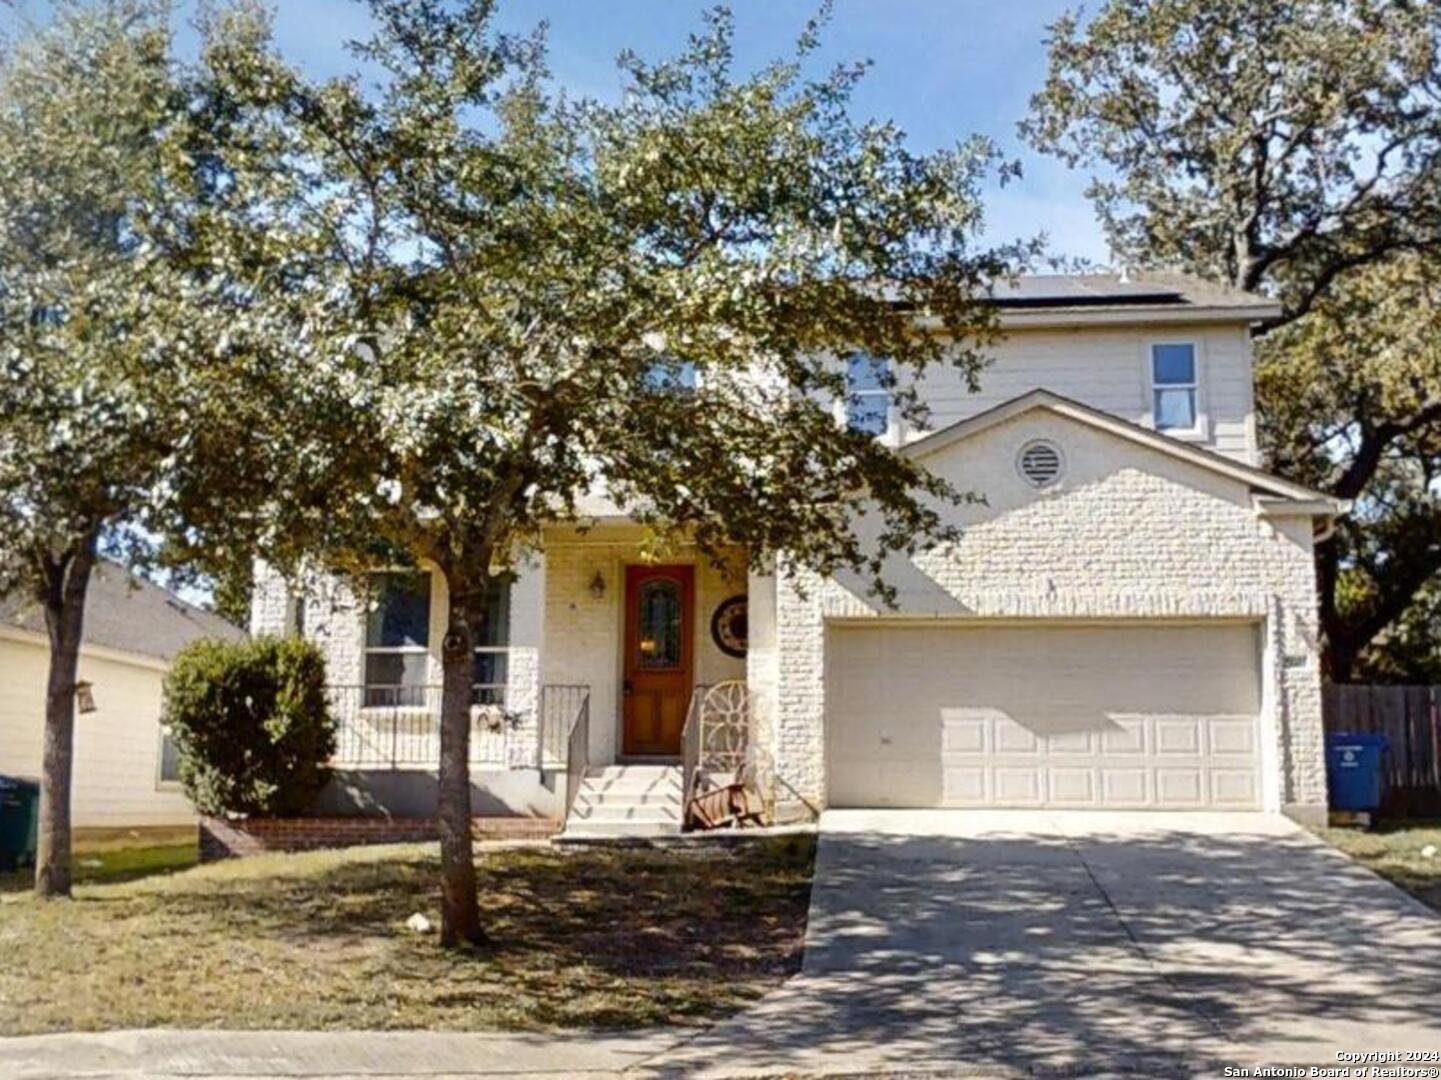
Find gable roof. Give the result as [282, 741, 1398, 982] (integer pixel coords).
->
[0, 562, 245, 662]
[902, 388, 1346, 514]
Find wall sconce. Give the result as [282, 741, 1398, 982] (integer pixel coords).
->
[588, 571, 606, 599]
[75, 681, 97, 715]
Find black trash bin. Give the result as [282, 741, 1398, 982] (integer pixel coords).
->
[0, 775, 40, 871]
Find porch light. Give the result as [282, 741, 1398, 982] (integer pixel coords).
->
[589, 571, 606, 599]
[75, 680, 96, 715]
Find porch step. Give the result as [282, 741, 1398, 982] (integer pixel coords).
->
[572, 790, 681, 811]
[558, 764, 684, 841]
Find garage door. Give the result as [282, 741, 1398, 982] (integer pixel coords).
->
[826, 623, 1263, 809]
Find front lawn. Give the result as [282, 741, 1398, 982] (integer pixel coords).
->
[0, 826, 198, 893]
[0, 836, 815, 1034]
[1321, 819, 1441, 914]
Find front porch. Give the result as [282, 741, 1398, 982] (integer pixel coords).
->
[281, 524, 779, 833]
[319, 678, 774, 837]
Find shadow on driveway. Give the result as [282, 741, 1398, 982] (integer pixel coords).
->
[656, 811, 1441, 1077]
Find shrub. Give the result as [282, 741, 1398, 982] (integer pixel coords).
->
[164, 636, 336, 817]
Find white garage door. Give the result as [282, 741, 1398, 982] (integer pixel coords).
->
[826, 623, 1263, 809]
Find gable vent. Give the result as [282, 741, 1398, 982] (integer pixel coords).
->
[1017, 440, 1064, 488]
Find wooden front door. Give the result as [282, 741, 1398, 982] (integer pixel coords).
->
[622, 564, 694, 757]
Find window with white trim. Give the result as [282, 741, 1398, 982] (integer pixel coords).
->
[364, 571, 431, 706]
[471, 575, 511, 706]
[157, 724, 181, 786]
[1151, 342, 1199, 432]
[846, 353, 890, 435]
[364, 570, 513, 708]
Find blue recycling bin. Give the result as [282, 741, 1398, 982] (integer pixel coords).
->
[1326, 732, 1388, 811]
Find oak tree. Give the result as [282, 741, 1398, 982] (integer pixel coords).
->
[214, 0, 1022, 944]
[1024, 0, 1441, 678]
[0, 0, 282, 894]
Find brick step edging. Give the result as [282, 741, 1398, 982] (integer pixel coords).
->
[199, 814, 559, 861]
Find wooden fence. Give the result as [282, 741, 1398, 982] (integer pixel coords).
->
[1323, 684, 1441, 816]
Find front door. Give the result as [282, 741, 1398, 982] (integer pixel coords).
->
[622, 564, 694, 757]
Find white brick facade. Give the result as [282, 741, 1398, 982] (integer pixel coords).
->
[760, 405, 1329, 824]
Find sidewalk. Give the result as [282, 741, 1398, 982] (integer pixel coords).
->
[0, 1029, 688, 1079]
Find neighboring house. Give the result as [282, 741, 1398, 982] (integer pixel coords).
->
[0, 564, 245, 828]
[252, 273, 1344, 833]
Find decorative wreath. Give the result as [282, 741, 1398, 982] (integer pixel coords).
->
[710, 594, 748, 658]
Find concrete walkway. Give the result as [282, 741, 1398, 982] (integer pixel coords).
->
[7, 811, 1441, 1078]
[665, 810, 1441, 1077]
[0, 1028, 684, 1079]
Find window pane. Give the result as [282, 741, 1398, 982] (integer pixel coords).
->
[1155, 388, 1197, 430]
[636, 578, 683, 669]
[474, 577, 511, 648]
[364, 652, 429, 692]
[644, 356, 697, 393]
[1152, 343, 1195, 385]
[847, 352, 888, 391]
[159, 730, 181, 783]
[472, 652, 508, 705]
[366, 573, 431, 648]
[847, 393, 889, 435]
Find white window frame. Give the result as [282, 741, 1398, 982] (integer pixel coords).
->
[843, 352, 893, 439]
[155, 723, 182, 790]
[471, 575, 512, 708]
[363, 570, 433, 707]
[1143, 338, 1208, 440]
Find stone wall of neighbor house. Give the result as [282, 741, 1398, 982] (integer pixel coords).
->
[198, 814, 559, 861]
[764, 408, 1328, 824]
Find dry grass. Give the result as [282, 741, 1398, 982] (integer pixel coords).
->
[1322, 819, 1441, 914]
[0, 836, 815, 1034]
[0, 827, 198, 893]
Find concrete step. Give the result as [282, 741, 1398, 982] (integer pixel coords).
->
[558, 819, 683, 840]
[570, 803, 682, 824]
[576, 784, 683, 801]
[561, 763, 687, 841]
[578, 780, 683, 798]
[573, 790, 682, 809]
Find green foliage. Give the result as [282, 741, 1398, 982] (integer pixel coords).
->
[1258, 255, 1441, 678]
[204, 1, 1028, 604]
[0, 0, 283, 611]
[1023, 0, 1441, 326]
[163, 636, 336, 817]
[1025, 0, 1441, 679]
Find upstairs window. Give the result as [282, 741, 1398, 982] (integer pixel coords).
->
[365, 572, 431, 706]
[644, 356, 697, 394]
[1151, 343, 1198, 432]
[846, 353, 890, 435]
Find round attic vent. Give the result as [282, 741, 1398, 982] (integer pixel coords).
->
[1017, 439, 1064, 488]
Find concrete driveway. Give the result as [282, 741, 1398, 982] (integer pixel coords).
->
[664, 810, 1441, 1077]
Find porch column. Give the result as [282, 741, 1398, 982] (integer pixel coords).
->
[507, 552, 544, 769]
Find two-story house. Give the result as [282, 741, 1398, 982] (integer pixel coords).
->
[251, 272, 1343, 835]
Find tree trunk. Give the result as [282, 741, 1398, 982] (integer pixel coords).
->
[35, 534, 99, 899]
[437, 571, 484, 947]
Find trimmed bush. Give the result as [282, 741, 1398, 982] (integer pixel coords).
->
[164, 636, 336, 817]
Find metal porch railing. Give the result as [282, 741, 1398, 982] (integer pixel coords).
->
[327, 685, 515, 769]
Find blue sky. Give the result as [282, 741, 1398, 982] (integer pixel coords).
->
[6, 0, 1110, 264]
